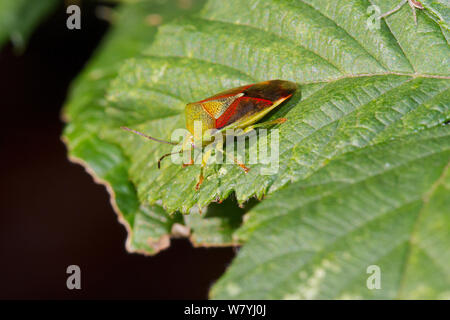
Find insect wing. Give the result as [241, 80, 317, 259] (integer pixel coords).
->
[197, 84, 253, 103]
[195, 80, 297, 130]
[215, 96, 272, 129]
[216, 80, 297, 129]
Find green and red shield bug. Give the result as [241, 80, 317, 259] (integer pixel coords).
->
[122, 79, 297, 190]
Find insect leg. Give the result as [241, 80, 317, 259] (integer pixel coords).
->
[215, 143, 250, 173]
[195, 148, 213, 190]
[241, 118, 287, 134]
[379, 0, 407, 19]
[227, 152, 250, 173]
[181, 133, 195, 167]
[409, 0, 418, 24]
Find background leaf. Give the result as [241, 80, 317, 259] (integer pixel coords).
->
[0, 0, 58, 49]
[63, 0, 450, 298]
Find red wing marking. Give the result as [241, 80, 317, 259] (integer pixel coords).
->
[198, 84, 254, 103]
[215, 97, 243, 128]
[248, 97, 274, 104]
[215, 96, 273, 128]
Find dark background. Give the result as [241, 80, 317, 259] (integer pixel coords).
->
[0, 2, 234, 299]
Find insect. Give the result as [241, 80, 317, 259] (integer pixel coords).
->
[380, 0, 424, 25]
[122, 80, 297, 190]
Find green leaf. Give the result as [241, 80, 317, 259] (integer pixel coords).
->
[63, 0, 208, 254]
[211, 126, 450, 299]
[95, 0, 449, 214]
[63, 0, 450, 297]
[0, 0, 58, 49]
[185, 198, 257, 246]
[420, 0, 450, 40]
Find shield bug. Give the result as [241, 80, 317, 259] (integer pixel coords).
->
[122, 79, 297, 190]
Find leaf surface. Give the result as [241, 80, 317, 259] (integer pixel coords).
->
[63, 0, 450, 295]
[212, 126, 450, 299]
[101, 0, 449, 214]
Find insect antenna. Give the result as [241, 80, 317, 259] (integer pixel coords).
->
[158, 151, 183, 169]
[121, 126, 177, 145]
